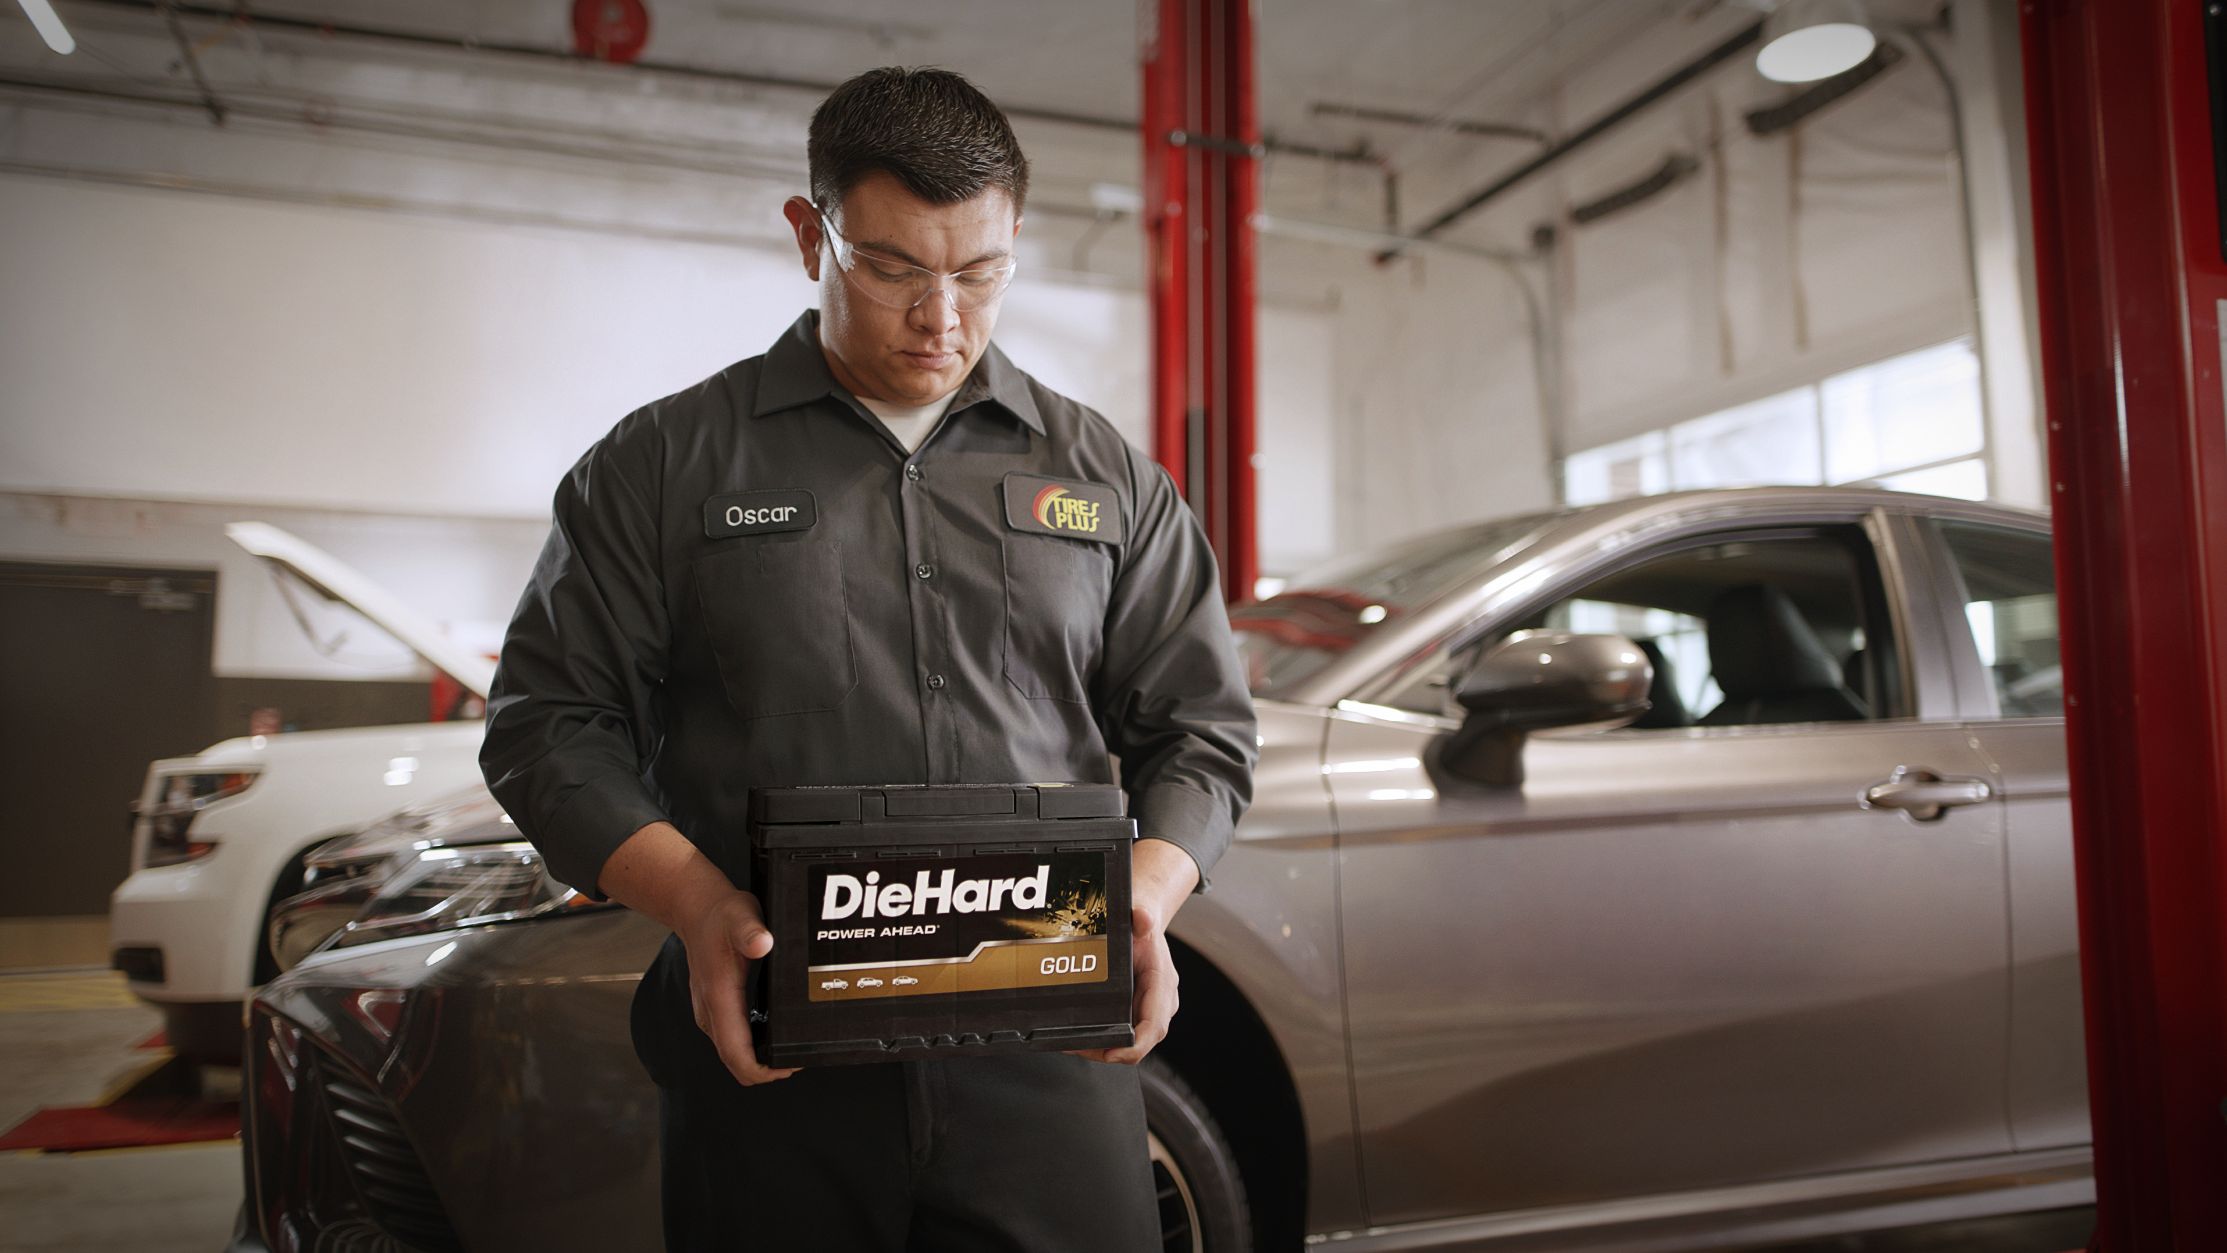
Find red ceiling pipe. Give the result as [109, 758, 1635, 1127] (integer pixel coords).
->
[1141, 0, 1260, 602]
[2021, 1, 2227, 1248]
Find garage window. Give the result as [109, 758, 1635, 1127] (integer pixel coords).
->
[1564, 340, 1987, 505]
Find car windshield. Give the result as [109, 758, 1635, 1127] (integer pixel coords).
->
[1235, 511, 1563, 700]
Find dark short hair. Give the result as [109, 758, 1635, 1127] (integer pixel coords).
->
[808, 67, 1030, 216]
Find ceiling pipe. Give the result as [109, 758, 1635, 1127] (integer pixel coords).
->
[75, 0, 1383, 168]
[1309, 100, 1548, 145]
[1378, 19, 1765, 261]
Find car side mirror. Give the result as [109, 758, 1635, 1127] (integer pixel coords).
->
[1437, 631, 1654, 787]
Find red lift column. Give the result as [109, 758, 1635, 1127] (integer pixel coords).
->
[1142, 0, 1260, 603]
[2022, 2, 2227, 1248]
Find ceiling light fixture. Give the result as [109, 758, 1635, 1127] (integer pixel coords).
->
[1756, 0, 1875, 84]
[15, 0, 74, 54]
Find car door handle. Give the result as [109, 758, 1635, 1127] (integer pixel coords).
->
[1860, 767, 1993, 821]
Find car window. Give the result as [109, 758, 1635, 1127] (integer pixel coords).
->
[1233, 510, 1563, 700]
[1382, 528, 1903, 728]
[1936, 522, 2061, 718]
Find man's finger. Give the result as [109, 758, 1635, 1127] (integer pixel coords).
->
[698, 959, 797, 1086]
[727, 894, 777, 962]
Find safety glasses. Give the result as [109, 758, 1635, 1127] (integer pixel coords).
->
[814, 206, 1018, 313]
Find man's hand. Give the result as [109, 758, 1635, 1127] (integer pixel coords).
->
[598, 821, 801, 1088]
[678, 889, 800, 1087]
[1073, 837, 1201, 1066]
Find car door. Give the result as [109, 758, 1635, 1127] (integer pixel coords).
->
[1914, 515, 2086, 1151]
[1327, 509, 2012, 1226]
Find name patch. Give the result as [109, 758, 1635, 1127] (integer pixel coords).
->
[1002, 473, 1123, 546]
[704, 490, 818, 539]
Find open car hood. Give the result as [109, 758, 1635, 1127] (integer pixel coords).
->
[225, 521, 495, 700]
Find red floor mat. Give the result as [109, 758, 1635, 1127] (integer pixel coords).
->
[0, 1053, 238, 1152]
[0, 1096, 239, 1152]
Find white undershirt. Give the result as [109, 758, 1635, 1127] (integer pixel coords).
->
[858, 389, 961, 455]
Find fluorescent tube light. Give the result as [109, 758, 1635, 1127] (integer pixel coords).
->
[16, 0, 75, 54]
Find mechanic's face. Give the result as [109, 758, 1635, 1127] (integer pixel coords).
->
[784, 171, 1021, 407]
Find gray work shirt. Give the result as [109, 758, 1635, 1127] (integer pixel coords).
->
[479, 310, 1258, 900]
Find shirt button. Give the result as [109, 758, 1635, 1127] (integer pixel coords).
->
[926, 673, 947, 690]
[905, 463, 923, 481]
[915, 563, 935, 580]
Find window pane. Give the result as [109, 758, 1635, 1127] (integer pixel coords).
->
[1667, 388, 1822, 490]
[1873, 457, 1989, 501]
[1472, 530, 1891, 728]
[1564, 429, 1670, 505]
[1937, 522, 2061, 717]
[1234, 511, 1562, 700]
[1822, 340, 1985, 482]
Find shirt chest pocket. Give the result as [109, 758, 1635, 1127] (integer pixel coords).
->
[694, 539, 857, 719]
[1002, 532, 1113, 703]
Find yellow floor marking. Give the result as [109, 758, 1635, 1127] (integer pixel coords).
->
[0, 972, 140, 1013]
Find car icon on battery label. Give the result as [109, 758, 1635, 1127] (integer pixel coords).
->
[819, 978, 848, 991]
[893, 975, 919, 986]
[856, 977, 884, 988]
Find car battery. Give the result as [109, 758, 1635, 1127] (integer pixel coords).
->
[748, 783, 1135, 1067]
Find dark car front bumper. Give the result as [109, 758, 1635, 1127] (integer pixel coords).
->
[241, 908, 667, 1252]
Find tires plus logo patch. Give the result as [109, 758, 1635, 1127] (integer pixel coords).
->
[1031, 484, 1103, 535]
[1004, 473, 1123, 545]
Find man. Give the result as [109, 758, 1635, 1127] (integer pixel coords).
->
[480, 66, 1257, 1251]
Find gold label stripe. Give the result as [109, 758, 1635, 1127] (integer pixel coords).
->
[807, 936, 1108, 1001]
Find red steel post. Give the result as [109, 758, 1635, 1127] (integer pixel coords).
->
[1140, 0, 1259, 601]
[1142, 0, 1191, 500]
[2021, 1, 2227, 1247]
[1221, 0, 1259, 603]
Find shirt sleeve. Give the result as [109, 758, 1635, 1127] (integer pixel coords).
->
[1093, 449, 1259, 893]
[479, 412, 672, 900]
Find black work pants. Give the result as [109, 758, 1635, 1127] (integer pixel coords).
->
[634, 934, 1159, 1252]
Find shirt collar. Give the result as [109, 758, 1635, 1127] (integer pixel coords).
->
[752, 309, 1046, 436]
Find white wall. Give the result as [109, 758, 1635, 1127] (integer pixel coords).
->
[1325, 246, 1559, 552]
[0, 176, 813, 519]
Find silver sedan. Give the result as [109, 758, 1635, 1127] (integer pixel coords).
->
[243, 486, 2085, 1252]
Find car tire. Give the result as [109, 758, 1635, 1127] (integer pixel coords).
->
[1142, 1056, 1252, 1253]
[160, 1000, 245, 1068]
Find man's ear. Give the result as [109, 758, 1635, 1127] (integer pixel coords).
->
[781, 196, 823, 281]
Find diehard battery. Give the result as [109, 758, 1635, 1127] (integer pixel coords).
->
[749, 783, 1135, 1067]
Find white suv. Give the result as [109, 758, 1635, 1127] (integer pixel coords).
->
[108, 523, 492, 1062]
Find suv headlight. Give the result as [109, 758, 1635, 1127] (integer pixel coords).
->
[327, 841, 593, 950]
[136, 770, 259, 867]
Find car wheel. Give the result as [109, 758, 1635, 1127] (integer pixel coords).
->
[1142, 1057, 1251, 1253]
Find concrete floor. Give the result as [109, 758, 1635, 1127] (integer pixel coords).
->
[0, 968, 239, 1253]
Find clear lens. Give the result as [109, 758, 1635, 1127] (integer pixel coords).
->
[328, 842, 591, 949]
[819, 211, 1015, 312]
